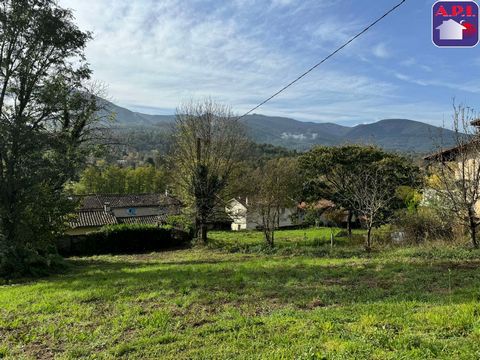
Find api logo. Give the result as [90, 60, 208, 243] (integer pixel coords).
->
[433, 1, 479, 47]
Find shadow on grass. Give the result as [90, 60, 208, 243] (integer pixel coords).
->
[48, 254, 480, 308]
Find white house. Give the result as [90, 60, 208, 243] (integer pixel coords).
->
[436, 19, 466, 40]
[225, 197, 298, 231]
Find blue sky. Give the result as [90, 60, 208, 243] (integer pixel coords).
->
[58, 0, 480, 127]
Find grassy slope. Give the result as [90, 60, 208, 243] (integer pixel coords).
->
[1, 229, 480, 359]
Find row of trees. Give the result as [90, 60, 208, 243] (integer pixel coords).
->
[168, 99, 421, 250]
[71, 165, 168, 195]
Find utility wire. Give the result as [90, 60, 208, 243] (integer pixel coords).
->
[237, 0, 407, 120]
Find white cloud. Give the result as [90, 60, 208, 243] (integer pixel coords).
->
[394, 72, 480, 94]
[400, 57, 433, 72]
[372, 43, 390, 59]
[281, 132, 307, 140]
[270, 0, 297, 8]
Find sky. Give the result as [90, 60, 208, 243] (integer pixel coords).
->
[58, 0, 480, 127]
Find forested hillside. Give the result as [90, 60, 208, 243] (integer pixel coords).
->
[104, 101, 457, 153]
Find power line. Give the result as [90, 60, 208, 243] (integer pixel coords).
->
[238, 0, 407, 120]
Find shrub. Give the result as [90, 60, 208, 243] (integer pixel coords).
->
[393, 208, 454, 244]
[60, 224, 191, 257]
[166, 214, 194, 235]
[0, 240, 66, 280]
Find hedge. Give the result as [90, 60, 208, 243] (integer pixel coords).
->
[58, 224, 191, 257]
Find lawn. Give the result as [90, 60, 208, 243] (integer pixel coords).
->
[1, 229, 480, 359]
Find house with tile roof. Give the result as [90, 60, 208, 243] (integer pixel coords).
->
[67, 193, 182, 235]
[226, 197, 300, 231]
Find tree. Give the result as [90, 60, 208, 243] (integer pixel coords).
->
[250, 157, 301, 247]
[347, 154, 420, 251]
[171, 99, 247, 243]
[426, 103, 480, 248]
[300, 145, 420, 250]
[71, 165, 167, 195]
[299, 145, 391, 236]
[0, 0, 104, 276]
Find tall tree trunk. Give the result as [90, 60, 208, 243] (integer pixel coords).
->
[468, 209, 478, 248]
[347, 210, 353, 238]
[195, 218, 207, 244]
[365, 227, 372, 252]
[201, 224, 208, 244]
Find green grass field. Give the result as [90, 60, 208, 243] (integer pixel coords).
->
[1, 229, 480, 359]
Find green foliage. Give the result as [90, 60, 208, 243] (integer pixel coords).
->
[300, 145, 421, 250]
[0, 241, 66, 279]
[60, 224, 191, 256]
[115, 126, 173, 153]
[393, 208, 454, 244]
[166, 215, 194, 234]
[0, 0, 103, 277]
[396, 186, 423, 213]
[300, 145, 421, 209]
[71, 165, 167, 195]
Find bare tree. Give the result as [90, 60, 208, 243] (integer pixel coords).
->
[171, 99, 247, 243]
[250, 158, 301, 247]
[340, 152, 419, 251]
[349, 168, 396, 251]
[426, 103, 480, 248]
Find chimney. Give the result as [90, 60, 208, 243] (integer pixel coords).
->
[245, 197, 248, 206]
[165, 188, 169, 197]
[104, 202, 111, 213]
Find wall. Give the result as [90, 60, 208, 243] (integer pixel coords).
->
[227, 201, 248, 231]
[112, 206, 162, 218]
[228, 203, 297, 231]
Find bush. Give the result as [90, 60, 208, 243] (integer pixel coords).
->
[393, 208, 454, 244]
[0, 240, 66, 280]
[166, 214, 194, 235]
[60, 224, 191, 257]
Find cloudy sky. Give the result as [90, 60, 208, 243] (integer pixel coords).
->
[58, 0, 480, 126]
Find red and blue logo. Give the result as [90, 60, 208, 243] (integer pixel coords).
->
[433, 1, 479, 47]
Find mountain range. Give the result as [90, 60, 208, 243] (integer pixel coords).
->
[105, 101, 456, 153]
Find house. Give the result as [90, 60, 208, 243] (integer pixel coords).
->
[436, 19, 467, 41]
[298, 199, 360, 228]
[226, 197, 299, 231]
[67, 193, 182, 236]
[423, 119, 480, 212]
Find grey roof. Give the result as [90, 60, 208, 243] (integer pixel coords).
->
[70, 211, 118, 228]
[118, 215, 168, 225]
[68, 193, 180, 229]
[69, 213, 170, 229]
